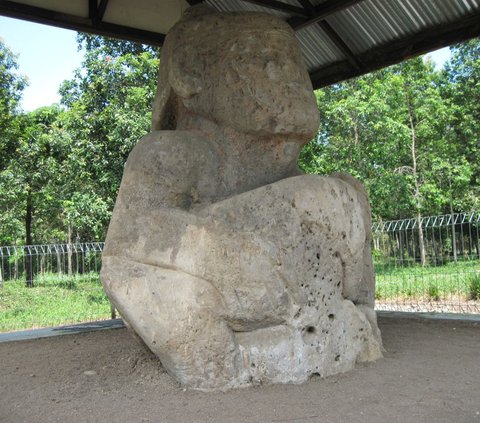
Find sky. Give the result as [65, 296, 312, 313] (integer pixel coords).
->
[0, 16, 83, 111]
[1, 16, 452, 112]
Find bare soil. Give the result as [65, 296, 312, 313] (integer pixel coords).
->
[0, 316, 479, 423]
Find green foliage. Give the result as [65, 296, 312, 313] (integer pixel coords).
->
[301, 41, 480, 221]
[75, 33, 158, 57]
[1, 34, 480, 244]
[443, 39, 480, 211]
[0, 35, 159, 245]
[467, 273, 480, 301]
[0, 40, 28, 244]
[0, 273, 110, 332]
[56, 36, 159, 241]
[0, 39, 27, 149]
[374, 259, 479, 302]
[427, 284, 440, 302]
[0, 105, 66, 245]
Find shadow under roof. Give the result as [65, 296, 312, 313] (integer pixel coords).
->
[1, 0, 479, 89]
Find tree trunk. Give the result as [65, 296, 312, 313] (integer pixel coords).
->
[75, 232, 80, 274]
[40, 255, 44, 277]
[373, 235, 380, 252]
[56, 247, 62, 276]
[67, 222, 73, 277]
[389, 233, 395, 259]
[476, 223, 480, 260]
[459, 222, 465, 259]
[416, 212, 426, 266]
[450, 199, 457, 262]
[25, 187, 34, 287]
[399, 231, 405, 265]
[407, 92, 426, 266]
[14, 253, 18, 280]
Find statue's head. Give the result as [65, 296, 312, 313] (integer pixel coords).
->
[152, 5, 319, 140]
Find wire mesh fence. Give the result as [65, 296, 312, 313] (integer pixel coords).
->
[372, 212, 480, 314]
[0, 243, 114, 332]
[1, 212, 479, 332]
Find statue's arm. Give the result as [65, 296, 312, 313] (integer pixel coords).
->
[103, 130, 213, 257]
[103, 130, 270, 267]
[115, 131, 213, 210]
[102, 132, 288, 328]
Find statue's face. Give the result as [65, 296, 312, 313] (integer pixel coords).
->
[176, 16, 320, 140]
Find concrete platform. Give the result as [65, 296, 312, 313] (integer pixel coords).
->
[1, 311, 479, 344]
[0, 319, 125, 343]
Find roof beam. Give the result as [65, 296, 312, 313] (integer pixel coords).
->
[89, 0, 98, 22]
[0, 0, 165, 46]
[296, 0, 315, 14]
[317, 20, 362, 70]
[241, 0, 308, 17]
[289, 0, 365, 31]
[310, 10, 480, 89]
[89, 0, 109, 23]
[293, 0, 362, 70]
[97, 0, 109, 21]
[188, 0, 309, 17]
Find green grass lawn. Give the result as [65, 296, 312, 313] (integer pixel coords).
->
[2, 259, 479, 332]
[375, 259, 480, 302]
[0, 272, 112, 332]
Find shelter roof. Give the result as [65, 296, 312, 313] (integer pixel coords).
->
[1, 0, 479, 88]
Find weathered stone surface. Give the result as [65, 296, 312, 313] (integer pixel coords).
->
[101, 5, 382, 391]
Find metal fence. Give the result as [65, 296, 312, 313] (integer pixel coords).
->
[372, 212, 480, 314]
[1, 212, 479, 332]
[0, 243, 113, 332]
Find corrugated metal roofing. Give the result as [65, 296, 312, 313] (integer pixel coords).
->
[204, 0, 480, 87]
[296, 24, 345, 68]
[1, 0, 479, 88]
[206, 0, 293, 19]
[304, 0, 480, 61]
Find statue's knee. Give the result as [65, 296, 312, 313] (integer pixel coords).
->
[102, 256, 227, 340]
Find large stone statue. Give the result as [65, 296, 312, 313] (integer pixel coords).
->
[101, 5, 382, 391]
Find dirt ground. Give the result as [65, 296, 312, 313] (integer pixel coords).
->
[0, 316, 479, 423]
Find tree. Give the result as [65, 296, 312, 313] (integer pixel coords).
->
[301, 57, 468, 210]
[393, 58, 452, 265]
[2, 106, 66, 285]
[2, 35, 159, 248]
[443, 38, 480, 212]
[300, 44, 480, 264]
[0, 39, 27, 166]
[57, 35, 159, 241]
[299, 67, 416, 221]
[0, 39, 27, 245]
